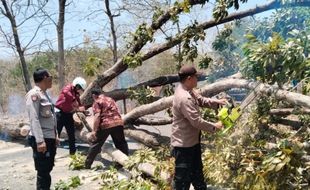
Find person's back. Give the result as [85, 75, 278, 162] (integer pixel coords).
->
[84, 90, 128, 169]
[94, 94, 123, 129]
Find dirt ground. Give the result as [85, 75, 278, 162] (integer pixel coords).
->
[0, 121, 172, 190]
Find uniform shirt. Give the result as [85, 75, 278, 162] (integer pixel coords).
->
[171, 84, 219, 148]
[26, 86, 57, 143]
[93, 95, 123, 129]
[55, 84, 81, 113]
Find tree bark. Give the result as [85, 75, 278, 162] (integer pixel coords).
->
[269, 108, 310, 116]
[57, 0, 66, 90]
[1, 0, 32, 92]
[133, 117, 172, 126]
[104, 74, 206, 101]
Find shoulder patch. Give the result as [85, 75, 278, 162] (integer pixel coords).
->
[31, 94, 38, 102]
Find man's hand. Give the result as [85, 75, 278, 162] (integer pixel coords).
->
[56, 137, 60, 146]
[78, 106, 85, 112]
[37, 142, 47, 153]
[87, 131, 97, 142]
[214, 121, 224, 130]
[217, 98, 228, 106]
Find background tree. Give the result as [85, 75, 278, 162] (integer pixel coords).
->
[0, 0, 49, 91]
[57, 0, 67, 89]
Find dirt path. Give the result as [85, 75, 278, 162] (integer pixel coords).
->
[0, 122, 170, 190]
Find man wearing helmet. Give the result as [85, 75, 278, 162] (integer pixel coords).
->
[55, 77, 87, 155]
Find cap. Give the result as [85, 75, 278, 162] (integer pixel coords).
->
[178, 65, 202, 77]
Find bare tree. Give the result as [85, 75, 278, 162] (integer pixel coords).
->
[57, 0, 66, 89]
[0, 0, 48, 92]
[104, 0, 118, 63]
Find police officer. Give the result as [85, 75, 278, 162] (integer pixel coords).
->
[55, 77, 86, 155]
[26, 68, 58, 190]
[171, 65, 227, 190]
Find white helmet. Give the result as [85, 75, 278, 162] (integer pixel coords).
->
[72, 77, 87, 90]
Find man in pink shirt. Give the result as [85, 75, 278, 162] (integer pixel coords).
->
[171, 65, 226, 190]
[55, 77, 86, 155]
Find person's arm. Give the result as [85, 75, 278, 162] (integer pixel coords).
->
[92, 101, 103, 132]
[180, 98, 223, 132]
[93, 113, 100, 132]
[192, 90, 226, 109]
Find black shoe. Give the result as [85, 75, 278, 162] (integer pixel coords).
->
[84, 162, 92, 169]
[113, 162, 123, 170]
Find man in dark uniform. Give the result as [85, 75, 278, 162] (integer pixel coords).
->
[171, 65, 227, 190]
[55, 77, 86, 155]
[26, 68, 58, 190]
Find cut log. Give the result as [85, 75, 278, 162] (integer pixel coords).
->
[103, 143, 171, 181]
[0, 116, 29, 138]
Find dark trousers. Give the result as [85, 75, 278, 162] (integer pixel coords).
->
[28, 136, 56, 190]
[56, 111, 76, 154]
[172, 143, 207, 190]
[85, 125, 128, 167]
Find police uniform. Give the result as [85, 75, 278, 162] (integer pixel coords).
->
[26, 85, 57, 190]
[171, 84, 219, 190]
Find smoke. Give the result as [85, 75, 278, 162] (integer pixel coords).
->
[7, 94, 26, 115]
[116, 70, 135, 88]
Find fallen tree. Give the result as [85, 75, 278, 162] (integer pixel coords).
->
[123, 79, 310, 123]
[81, 0, 310, 107]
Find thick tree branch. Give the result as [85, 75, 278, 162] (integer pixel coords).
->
[141, 0, 310, 61]
[80, 0, 208, 106]
[123, 78, 310, 124]
[105, 73, 206, 101]
[133, 117, 172, 126]
[269, 108, 310, 116]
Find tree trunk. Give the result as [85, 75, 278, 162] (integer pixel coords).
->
[104, 0, 118, 63]
[57, 0, 66, 90]
[1, 0, 32, 92]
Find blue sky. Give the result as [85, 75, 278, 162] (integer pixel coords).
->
[0, 0, 273, 59]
